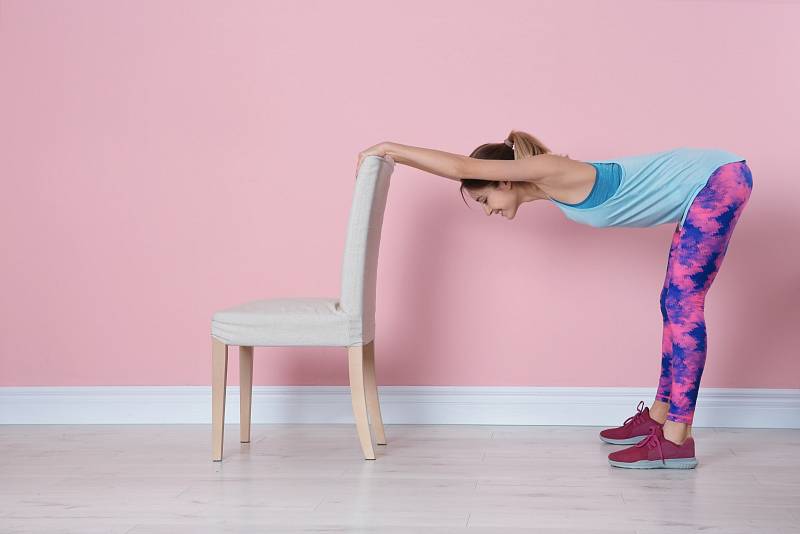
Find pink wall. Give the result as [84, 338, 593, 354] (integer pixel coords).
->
[1, 0, 798, 388]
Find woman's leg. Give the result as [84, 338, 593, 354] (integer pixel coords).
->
[660, 161, 753, 433]
[653, 232, 694, 436]
[655, 232, 680, 408]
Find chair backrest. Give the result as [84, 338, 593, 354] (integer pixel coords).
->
[339, 155, 395, 341]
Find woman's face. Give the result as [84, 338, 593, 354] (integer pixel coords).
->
[468, 181, 520, 220]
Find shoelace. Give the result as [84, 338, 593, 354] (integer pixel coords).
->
[635, 426, 666, 465]
[621, 400, 647, 427]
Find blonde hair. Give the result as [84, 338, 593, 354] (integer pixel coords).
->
[460, 129, 569, 206]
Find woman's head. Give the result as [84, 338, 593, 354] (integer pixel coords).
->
[460, 130, 562, 220]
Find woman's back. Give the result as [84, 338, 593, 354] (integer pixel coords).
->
[548, 147, 746, 229]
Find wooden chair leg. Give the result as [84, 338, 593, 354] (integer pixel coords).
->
[211, 335, 228, 462]
[348, 345, 376, 460]
[362, 340, 386, 445]
[239, 346, 253, 444]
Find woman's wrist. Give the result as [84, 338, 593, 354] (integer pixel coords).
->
[381, 142, 401, 162]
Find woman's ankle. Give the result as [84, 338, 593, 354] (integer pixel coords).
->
[650, 400, 693, 436]
[649, 402, 669, 423]
[663, 419, 692, 444]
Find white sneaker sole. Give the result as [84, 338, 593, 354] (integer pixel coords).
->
[608, 457, 698, 469]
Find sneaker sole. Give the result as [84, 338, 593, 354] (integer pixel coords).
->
[599, 434, 651, 445]
[608, 457, 698, 469]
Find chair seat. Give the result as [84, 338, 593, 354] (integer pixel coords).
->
[211, 297, 367, 347]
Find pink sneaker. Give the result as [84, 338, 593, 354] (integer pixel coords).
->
[599, 400, 664, 445]
[608, 425, 698, 469]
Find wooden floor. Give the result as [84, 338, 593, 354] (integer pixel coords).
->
[1, 424, 798, 533]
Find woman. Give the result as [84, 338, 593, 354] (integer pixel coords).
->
[357, 130, 753, 469]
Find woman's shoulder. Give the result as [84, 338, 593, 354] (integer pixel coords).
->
[534, 154, 598, 203]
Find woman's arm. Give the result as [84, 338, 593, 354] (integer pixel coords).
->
[381, 142, 467, 182]
[382, 142, 565, 183]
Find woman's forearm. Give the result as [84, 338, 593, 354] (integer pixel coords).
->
[382, 142, 466, 181]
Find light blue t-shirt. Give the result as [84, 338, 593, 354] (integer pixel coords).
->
[548, 147, 746, 229]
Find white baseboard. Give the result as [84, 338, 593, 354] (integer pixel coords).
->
[1, 386, 798, 428]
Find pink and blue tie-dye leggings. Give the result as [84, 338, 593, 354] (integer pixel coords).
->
[655, 160, 753, 425]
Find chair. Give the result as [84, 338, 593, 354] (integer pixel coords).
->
[209, 155, 396, 461]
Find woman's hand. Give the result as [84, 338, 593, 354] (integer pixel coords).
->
[356, 142, 389, 176]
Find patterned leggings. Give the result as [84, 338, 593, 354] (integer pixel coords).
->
[656, 160, 753, 425]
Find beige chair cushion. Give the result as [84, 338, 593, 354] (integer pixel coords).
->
[210, 155, 395, 347]
[211, 297, 364, 347]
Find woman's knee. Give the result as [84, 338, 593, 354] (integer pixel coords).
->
[663, 285, 705, 324]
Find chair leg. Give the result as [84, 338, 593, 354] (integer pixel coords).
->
[239, 346, 254, 444]
[348, 346, 376, 460]
[211, 335, 228, 462]
[362, 340, 387, 445]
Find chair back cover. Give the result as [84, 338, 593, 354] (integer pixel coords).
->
[339, 155, 395, 343]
